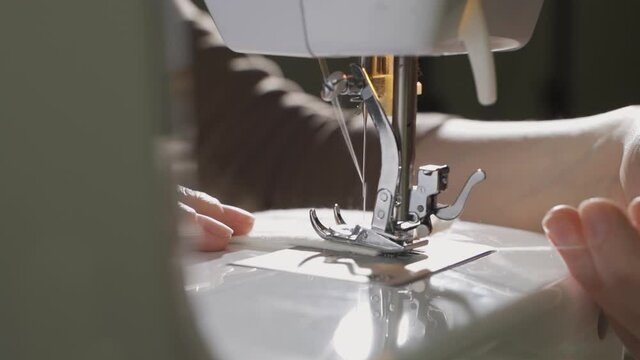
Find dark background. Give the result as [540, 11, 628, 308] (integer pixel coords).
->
[196, 0, 640, 120]
[418, 0, 640, 120]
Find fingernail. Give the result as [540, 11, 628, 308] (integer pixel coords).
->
[542, 206, 580, 246]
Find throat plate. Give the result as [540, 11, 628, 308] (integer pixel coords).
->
[231, 240, 493, 286]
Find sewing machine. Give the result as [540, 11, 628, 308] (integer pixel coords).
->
[205, 0, 540, 252]
[182, 0, 626, 358]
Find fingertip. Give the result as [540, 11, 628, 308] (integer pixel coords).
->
[578, 198, 626, 247]
[577, 197, 640, 299]
[177, 202, 197, 219]
[196, 216, 233, 252]
[543, 204, 578, 226]
[542, 205, 582, 247]
[223, 204, 254, 220]
[578, 197, 623, 218]
[579, 196, 620, 209]
[221, 205, 255, 235]
[195, 214, 233, 238]
[542, 205, 603, 294]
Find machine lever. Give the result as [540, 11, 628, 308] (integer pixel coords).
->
[435, 169, 486, 220]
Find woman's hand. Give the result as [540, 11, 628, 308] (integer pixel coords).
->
[414, 106, 640, 354]
[177, 185, 254, 251]
[541, 109, 640, 356]
[415, 106, 640, 233]
[543, 199, 640, 356]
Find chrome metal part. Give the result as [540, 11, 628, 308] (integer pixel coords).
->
[320, 72, 348, 102]
[434, 169, 486, 221]
[333, 204, 347, 225]
[408, 165, 450, 230]
[351, 64, 400, 233]
[392, 57, 418, 222]
[314, 62, 485, 254]
[408, 166, 486, 231]
[309, 208, 428, 254]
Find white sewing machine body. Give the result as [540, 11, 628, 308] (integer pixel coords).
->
[184, 209, 622, 359]
[204, 0, 543, 57]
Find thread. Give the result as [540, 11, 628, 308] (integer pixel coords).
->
[318, 59, 364, 184]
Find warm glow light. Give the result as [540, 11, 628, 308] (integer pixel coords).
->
[396, 313, 412, 347]
[332, 304, 375, 360]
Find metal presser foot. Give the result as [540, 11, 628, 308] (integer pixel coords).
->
[310, 63, 486, 255]
[309, 205, 429, 254]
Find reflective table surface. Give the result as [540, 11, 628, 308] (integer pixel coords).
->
[182, 209, 622, 360]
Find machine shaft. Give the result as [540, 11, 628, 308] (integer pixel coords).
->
[392, 57, 418, 222]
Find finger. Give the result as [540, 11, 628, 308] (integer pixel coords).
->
[177, 186, 253, 234]
[177, 185, 224, 219]
[579, 198, 640, 265]
[178, 201, 233, 237]
[579, 198, 640, 285]
[609, 317, 640, 359]
[219, 205, 255, 236]
[627, 196, 640, 231]
[195, 214, 233, 252]
[178, 202, 233, 251]
[542, 205, 603, 293]
[178, 201, 197, 221]
[579, 198, 640, 333]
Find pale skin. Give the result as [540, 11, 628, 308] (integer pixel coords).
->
[181, 106, 640, 355]
[177, 185, 254, 252]
[419, 106, 640, 356]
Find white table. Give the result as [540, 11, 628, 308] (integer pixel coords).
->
[182, 209, 622, 360]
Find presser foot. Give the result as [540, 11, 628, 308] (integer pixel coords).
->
[309, 206, 428, 255]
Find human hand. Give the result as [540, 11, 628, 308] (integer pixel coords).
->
[177, 185, 254, 251]
[413, 106, 640, 233]
[543, 198, 640, 357]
